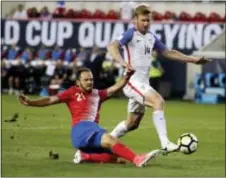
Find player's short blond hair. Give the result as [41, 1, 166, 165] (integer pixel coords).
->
[133, 4, 151, 18]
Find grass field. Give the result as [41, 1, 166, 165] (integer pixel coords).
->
[1, 94, 225, 176]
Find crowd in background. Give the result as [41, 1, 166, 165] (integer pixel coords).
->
[1, 45, 120, 96]
[2, 1, 224, 98]
[1, 43, 164, 96]
[5, 2, 225, 22]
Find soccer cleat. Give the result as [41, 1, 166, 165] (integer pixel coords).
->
[161, 141, 179, 155]
[133, 149, 160, 167]
[73, 150, 84, 164]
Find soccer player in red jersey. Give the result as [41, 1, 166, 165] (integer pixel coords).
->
[19, 67, 160, 167]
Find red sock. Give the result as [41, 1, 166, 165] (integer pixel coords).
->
[82, 153, 116, 163]
[111, 143, 136, 162]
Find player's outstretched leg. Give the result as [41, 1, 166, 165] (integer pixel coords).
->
[144, 90, 179, 154]
[71, 121, 159, 167]
[73, 150, 126, 164]
[101, 133, 160, 167]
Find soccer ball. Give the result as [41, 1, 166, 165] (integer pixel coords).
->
[177, 133, 199, 155]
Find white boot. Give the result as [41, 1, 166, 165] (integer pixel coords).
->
[72, 150, 83, 164]
[161, 141, 179, 155]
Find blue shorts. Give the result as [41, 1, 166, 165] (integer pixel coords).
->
[71, 121, 111, 154]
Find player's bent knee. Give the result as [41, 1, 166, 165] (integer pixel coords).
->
[145, 92, 165, 110]
[127, 120, 140, 131]
[126, 114, 143, 131]
[101, 133, 118, 149]
[128, 123, 139, 131]
[154, 96, 165, 110]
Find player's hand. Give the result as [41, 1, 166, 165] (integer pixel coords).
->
[18, 94, 31, 106]
[122, 63, 135, 71]
[194, 56, 212, 65]
[125, 68, 135, 80]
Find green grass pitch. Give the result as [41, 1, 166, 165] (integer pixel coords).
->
[1, 95, 225, 176]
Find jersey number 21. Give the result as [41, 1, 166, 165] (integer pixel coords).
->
[75, 93, 85, 101]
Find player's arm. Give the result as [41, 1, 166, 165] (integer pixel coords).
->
[18, 94, 60, 107]
[162, 49, 211, 64]
[106, 69, 134, 97]
[107, 41, 127, 68]
[19, 87, 73, 107]
[153, 36, 211, 65]
[107, 29, 134, 70]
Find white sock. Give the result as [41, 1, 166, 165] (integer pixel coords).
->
[110, 120, 128, 138]
[152, 110, 170, 148]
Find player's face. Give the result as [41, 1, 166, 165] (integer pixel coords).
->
[77, 71, 93, 92]
[135, 14, 151, 34]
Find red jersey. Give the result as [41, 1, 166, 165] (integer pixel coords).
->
[57, 86, 107, 127]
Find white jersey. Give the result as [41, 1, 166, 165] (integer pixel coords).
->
[117, 28, 167, 83]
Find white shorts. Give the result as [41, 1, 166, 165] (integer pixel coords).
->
[123, 80, 156, 114]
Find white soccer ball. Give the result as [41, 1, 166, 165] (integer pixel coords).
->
[177, 133, 199, 155]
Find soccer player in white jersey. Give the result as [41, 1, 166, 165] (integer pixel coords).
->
[107, 5, 210, 154]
